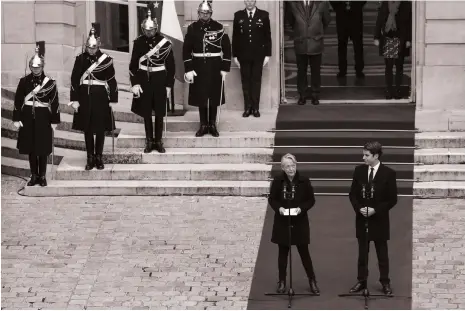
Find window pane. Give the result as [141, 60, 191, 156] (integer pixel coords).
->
[95, 1, 129, 52]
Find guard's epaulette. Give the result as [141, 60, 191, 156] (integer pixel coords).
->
[134, 35, 144, 41]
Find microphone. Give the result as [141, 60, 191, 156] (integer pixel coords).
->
[290, 184, 295, 200]
[362, 184, 366, 199]
[370, 184, 374, 199]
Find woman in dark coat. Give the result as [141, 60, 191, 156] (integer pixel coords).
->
[268, 153, 319, 295]
[13, 41, 61, 187]
[374, 1, 412, 99]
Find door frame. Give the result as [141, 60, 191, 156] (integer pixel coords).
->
[279, 1, 417, 104]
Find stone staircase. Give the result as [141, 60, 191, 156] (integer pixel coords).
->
[1, 87, 277, 196]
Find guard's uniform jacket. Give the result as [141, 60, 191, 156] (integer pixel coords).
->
[13, 73, 61, 155]
[129, 33, 175, 118]
[70, 50, 118, 133]
[183, 19, 231, 108]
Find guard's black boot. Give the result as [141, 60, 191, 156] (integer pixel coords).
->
[394, 87, 402, 99]
[349, 281, 367, 293]
[381, 282, 393, 295]
[144, 138, 153, 153]
[85, 155, 95, 170]
[243, 108, 252, 117]
[276, 281, 286, 294]
[195, 125, 209, 137]
[209, 124, 219, 137]
[95, 154, 104, 170]
[309, 279, 320, 295]
[38, 175, 47, 187]
[252, 109, 260, 118]
[27, 174, 39, 186]
[153, 141, 166, 153]
[297, 95, 306, 105]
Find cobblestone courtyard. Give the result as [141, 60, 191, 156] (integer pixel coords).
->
[2, 175, 465, 309]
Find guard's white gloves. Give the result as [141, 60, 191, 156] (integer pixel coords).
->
[166, 87, 172, 97]
[68, 101, 80, 112]
[234, 57, 240, 68]
[184, 71, 197, 84]
[51, 124, 57, 131]
[220, 71, 228, 78]
[13, 121, 23, 128]
[263, 56, 270, 67]
[131, 85, 143, 98]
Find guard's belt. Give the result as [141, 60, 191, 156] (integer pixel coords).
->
[24, 101, 50, 108]
[82, 80, 106, 86]
[139, 65, 166, 72]
[192, 52, 221, 57]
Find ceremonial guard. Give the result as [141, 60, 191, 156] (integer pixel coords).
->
[13, 41, 61, 187]
[129, 2, 175, 153]
[232, 0, 272, 118]
[70, 23, 118, 170]
[183, 0, 232, 137]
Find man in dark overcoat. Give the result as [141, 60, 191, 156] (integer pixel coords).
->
[348, 141, 398, 295]
[285, 1, 331, 105]
[70, 23, 118, 170]
[268, 153, 320, 295]
[13, 41, 61, 187]
[129, 2, 175, 153]
[183, 0, 232, 137]
[330, 1, 366, 78]
[232, 0, 272, 118]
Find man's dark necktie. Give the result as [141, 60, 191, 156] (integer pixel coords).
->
[368, 167, 374, 185]
[249, 12, 253, 19]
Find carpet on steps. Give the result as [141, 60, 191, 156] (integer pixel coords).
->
[247, 196, 413, 310]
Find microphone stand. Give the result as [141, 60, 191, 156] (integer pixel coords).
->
[265, 183, 318, 308]
[338, 183, 393, 310]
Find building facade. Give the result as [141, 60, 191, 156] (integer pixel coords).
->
[1, 0, 464, 131]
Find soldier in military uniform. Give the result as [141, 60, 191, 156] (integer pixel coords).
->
[70, 23, 118, 170]
[232, 0, 272, 118]
[183, 0, 232, 137]
[129, 2, 175, 153]
[13, 41, 61, 187]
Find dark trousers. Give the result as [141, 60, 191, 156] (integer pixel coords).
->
[336, 13, 364, 74]
[29, 154, 47, 177]
[144, 116, 164, 142]
[84, 131, 105, 156]
[239, 57, 264, 111]
[296, 53, 322, 98]
[385, 56, 405, 90]
[357, 238, 390, 284]
[278, 244, 316, 281]
[199, 106, 218, 125]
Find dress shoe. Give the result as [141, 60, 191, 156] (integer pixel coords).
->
[95, 154, 104, 170]
[243, 109, 252, 117]
[276, 281, 286, 294]
[356, 71, 365, 79]
[153, 141, 166, 153]
[311, 97, 320, 105]
[309, 279, 320, 295]
[144, 138, 153, 153]
[85, 155, 95, 170]
[195, 125, 209, 137]
[394, 88, 402, 99]
[38, 176, 47, 187]
[209, 124, 220, 137]
[297, 96, 306, 105]
[381, 283, 392, 295]
[253, 109, 260, 118]
[27, 174, 39, 186]
[385, 89, 393, 99]
[337, 71, 346, 78]
[349, 281, 367, 293]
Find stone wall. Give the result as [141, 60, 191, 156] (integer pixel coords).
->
[415, 1, 465, 132]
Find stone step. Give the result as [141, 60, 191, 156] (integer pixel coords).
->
[116, 130, 275, 148]
[414, 181, 465, 198]
[415, 148, 465, 165]
[55, 160, 272, 181]
[1, 95, 278, 131]
[416, 132, 465, 149]
[414, 165, 465, 181]
[2, 156, 56, 178]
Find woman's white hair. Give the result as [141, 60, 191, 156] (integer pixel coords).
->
[281, 153, 297, 166]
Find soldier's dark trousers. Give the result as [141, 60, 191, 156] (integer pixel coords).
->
[296, 53, 322, 99]
[84, 131, 105, 156]
[357, 238, 390, 284]
[278, 244, 316, 281]
[144, 116, 163, 142]
[29, 153, 47, 177]
[336, 12, 364, 74]
[199, 106, 218, 125]
[239, 58, 264, 111]
[385, 55, 405, 91]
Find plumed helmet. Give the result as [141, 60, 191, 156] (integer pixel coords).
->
[29, 41, 45, 69]
[198, 0, 212, 14]
[86, 23, 101, 48]
[141, 2, 158, 32]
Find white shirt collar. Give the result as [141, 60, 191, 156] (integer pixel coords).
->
[246, 7, 256, 17]
[369, 161, 381, 174]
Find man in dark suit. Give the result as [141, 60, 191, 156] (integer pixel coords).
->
[285, 1, 331, 105]
[232, 0, 272, 118]
[330, 1, 366, 78]
[348, 141, 398, 295]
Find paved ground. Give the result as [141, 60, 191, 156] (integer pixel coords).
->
[2, 174, 465, 310]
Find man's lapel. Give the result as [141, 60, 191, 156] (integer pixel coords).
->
[373, 163, 384, 184]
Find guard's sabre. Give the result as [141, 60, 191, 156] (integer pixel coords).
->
[51, 127, 55, 180]
[110, 106, 115, 155]
[216, 76, 225, 126]
[164, 94, 168, 139]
